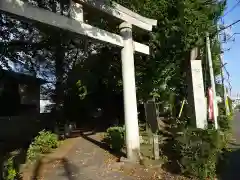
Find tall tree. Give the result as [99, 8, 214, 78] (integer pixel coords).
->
[0, 0, 226, 119]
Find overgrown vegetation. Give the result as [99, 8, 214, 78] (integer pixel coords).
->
[176, 127, 221, 179]
[27, 130, 59, 162]
[103, 126, 125, 152]
[164, 115, 232, 179]
[2, 156, 17, 180]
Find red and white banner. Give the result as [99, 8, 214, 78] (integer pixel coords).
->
[208, 87, 214, 121]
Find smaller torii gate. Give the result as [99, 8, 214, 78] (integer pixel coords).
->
[0, 0, 157, 162]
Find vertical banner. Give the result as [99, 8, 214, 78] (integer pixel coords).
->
[208, 87, 214, 121]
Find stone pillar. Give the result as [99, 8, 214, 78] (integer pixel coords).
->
[187, 48, 207, 129]
[120, 22, 140, 162]
[152, 134, 160, 160]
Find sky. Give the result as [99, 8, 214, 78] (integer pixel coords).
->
[222, 0, 240, 97]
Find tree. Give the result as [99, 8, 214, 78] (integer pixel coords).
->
[0, 0, 226, 120]
[114, 0, 226, 113]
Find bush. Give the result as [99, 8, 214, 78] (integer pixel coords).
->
[27, 130, 59, 162]
[2, 156, 17, 180]
[103, 126, 125, 151]
[175, 127, 222, 179]
[218, 114, 232, 131]
[172, 115, 232, 179]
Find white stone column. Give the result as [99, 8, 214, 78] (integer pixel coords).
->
[119, 22, 140, 162]
[190, 60, 207, 129]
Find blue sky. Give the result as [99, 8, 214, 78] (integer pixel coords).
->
[222, 0, 240, 97]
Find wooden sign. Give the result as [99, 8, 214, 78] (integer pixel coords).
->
[144, 100, 159, 133]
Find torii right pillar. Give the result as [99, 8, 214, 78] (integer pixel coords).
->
[120, 22, 140, 162]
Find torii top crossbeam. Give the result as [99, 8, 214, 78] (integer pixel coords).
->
[77, 0, 157, 31]
[0, 0, 157, 55]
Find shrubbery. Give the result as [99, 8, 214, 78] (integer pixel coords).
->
[2, 156, 17, 180]
[27, 130, 59, 162]
[172, 115, 232, 179]
[175, 128, 222, 179]
[103, 115, 232, 179]
[103, 126, 125, 151]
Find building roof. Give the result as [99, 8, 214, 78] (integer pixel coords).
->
[0, 69, 47, 85]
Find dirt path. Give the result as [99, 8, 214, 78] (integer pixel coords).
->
[22, 131, 192, 180]
[27, 132, 162, 180]
[44, 135, 134, 180]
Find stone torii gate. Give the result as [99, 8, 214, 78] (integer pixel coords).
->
[0, 0, 157, 162]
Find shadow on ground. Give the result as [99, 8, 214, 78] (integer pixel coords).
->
[217, 148, 240, 180]
[31, 157, 79, 180]
[78, 129, 126, 159]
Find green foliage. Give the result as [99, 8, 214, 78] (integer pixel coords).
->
[211, 38, 222, 76]
[227, 97, 233, 113]
[218, 115, 232, 132]
[114, 0, 226, 101]
[216, 83, 224, 98]
[76, 80, 87, 100]
[103, 126, 125, 151]
[3, 156, 17, 180]
[218, 114, 233, 147]
[171, 114, 232, 179]
[176, 127, 223, 179]
[27, 130, 59, 162]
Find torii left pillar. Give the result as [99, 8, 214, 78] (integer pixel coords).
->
[120, 22, 140, 162]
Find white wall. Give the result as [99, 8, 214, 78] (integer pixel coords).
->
[40, 100, 55, 113]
